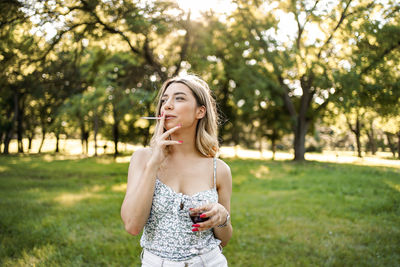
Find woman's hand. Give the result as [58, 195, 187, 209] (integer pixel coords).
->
[190, 203, 229, 232]
[149, 112, 182, 166]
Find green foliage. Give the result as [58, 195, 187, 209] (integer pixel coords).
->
[1, 155, 399, 266]
[1, 0, 400, 158]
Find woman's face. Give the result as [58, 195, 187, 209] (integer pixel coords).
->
[160, 82, 204, 130]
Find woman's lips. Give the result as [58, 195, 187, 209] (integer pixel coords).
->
[166, 116, 176, 120]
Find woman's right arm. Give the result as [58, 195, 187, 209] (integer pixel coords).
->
[120, 148, 161, 236]
[120, 114, 182, 236]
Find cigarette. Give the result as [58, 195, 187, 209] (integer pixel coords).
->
[141, 116, 174, 120]
[140, 116, 160, 120]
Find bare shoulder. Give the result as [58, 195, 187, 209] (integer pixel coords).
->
[130, 147, 152, 166]
[216, 158, 232, 186]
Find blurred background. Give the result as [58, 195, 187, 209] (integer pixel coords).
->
[1, 1, 400, 266]
[1, 0, 400, 162]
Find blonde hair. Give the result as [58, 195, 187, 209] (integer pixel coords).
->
[151, 74, 219, 157]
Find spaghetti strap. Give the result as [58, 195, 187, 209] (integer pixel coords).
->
[213, 157, 217, 189]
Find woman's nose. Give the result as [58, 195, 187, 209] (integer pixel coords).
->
[164, 99, 173, 109]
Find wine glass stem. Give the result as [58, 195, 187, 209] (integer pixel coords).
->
[197, 231, 203, 253]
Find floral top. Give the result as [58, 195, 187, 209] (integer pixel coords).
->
[140, 157, 221, 261]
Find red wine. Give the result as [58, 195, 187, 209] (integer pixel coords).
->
[190, 214, 209, 223]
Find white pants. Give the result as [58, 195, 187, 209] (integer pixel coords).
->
[141, 247, 228, 267]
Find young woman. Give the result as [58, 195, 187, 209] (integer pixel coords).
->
[121, 75, 233, 266]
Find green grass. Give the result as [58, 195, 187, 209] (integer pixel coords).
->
[0, 154, 399, 266]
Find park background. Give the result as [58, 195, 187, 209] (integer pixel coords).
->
[1, 0, 400, 266]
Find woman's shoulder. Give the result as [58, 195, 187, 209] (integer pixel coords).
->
[130, 147, 152, 165]
[132, 146, 152, 156]
[215, 157, 231, 170]
[215, 158, 232, 182]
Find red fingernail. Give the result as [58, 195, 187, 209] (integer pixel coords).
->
[192, 228, 199, 232]
[192, 224, 200, 227]
[189, 208, 193, 210]
[178, 140, 183, 143]
[200, 214, 206, 218]
[161, 112, 164, 116]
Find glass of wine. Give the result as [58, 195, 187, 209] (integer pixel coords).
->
[188, 199, 209, 255]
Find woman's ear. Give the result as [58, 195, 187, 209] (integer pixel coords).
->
[196, 105, 206, 119]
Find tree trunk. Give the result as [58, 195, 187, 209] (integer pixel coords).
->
[38, 128, 46, 153]
[232, 118, 240, 158]
[294, 117, 309, 161]
[347, 115, 362, 158]
[366, 120, 376, 155]
[281, 74, 314, 161]
[385, 132, 396, 158]
[82, 134, 89, 155]
[3, 130, 12, 154]
[112, 106, 119, 157]
[354, 116, 362, 158]
[85, 136, 89, 155]
[94, 114, 99, 156]
[271, 135, 276, 161]
[17, 98, 24, 153]
[3, 92, 19, 154]
[80, 123, 89, 155]
[55, 133, 60, 153]
[17, 137, 23, 153]
[28, 136, 33, 152]
[355, 130, 362, 158]
[3, 118, 15, 154]
[144, 126, 150, 146]
[397, 131, 400, 160]
[113, 121, 119, 157]
[0, 132, 3, 153]
[258, 135, 263, 158]
[81, 138, 84, 154]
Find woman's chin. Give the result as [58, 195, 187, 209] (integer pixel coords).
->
[164, 122, 180, 130]
[167, 119, 180, 124]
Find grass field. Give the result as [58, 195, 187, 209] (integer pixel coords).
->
[0, 154, 399, 266]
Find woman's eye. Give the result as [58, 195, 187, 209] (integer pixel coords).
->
[176, 97, 184, 101]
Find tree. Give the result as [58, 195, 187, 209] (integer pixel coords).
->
[183, 12, 291, 152]
[17, 0, 204, 152]
[334, 2, 400, 157]
[231, 0, 400, 160]
[23, 0, 194, 79]
[0, 0, 38, 153]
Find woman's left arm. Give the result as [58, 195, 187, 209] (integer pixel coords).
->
[192, 159, 233, 247]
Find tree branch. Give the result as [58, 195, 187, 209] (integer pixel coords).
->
[238, 6, 297, 118]
[143, 37, 166, 80]
[278, 77, 298, 119]
[0, 16, 23, 29]
[173, 12, 191, 77]
[34, 23, 90, 63]
[360, 39, 400, 76]
[294, 0, 321, 50]
[80, 0, 140, 55]
[315, 96, 331, 113]
[317, 0, 353, 59]
[346, 117, 356, 133]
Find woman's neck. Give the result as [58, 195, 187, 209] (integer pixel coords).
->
[169, 138, 199, 158]
[168, 129, 203, 158]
